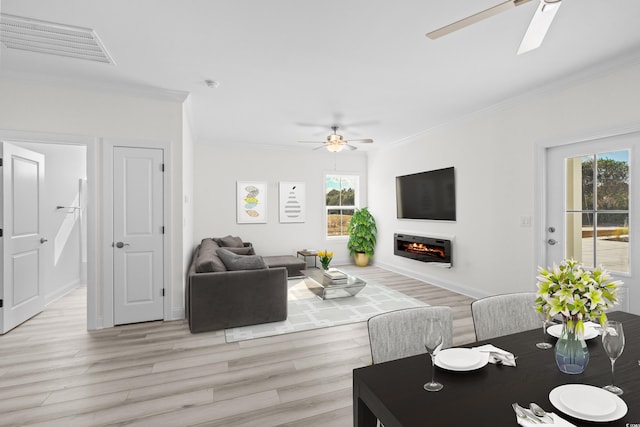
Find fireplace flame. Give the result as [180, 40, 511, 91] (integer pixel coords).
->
[404, 242, 445, 259]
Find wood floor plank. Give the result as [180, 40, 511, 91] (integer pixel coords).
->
[0, 265, 477, 426]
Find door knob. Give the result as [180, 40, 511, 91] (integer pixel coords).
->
[40, 238, 48, 244]
[115, 242, 130, 248]
[547, 239, 558, 246]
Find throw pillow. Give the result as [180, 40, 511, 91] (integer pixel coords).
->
[214, 235, 245, 248]
[224, 246, 255, 256]
[195, 239, 227, 273]
[216, 248, 267, 271]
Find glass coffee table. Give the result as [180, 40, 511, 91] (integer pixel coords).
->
[302, 268, 367, 300]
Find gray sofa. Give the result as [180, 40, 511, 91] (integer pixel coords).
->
[186, 236, 305, 333]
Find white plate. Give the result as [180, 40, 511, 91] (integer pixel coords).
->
[549, 384, 628, 422]
[435, 348, 489, 371]
[547, 323, 599, 340]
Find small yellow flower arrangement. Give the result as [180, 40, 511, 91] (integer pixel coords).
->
[317, 250, 333, 270]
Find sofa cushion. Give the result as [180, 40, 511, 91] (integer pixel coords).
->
[224, 246, 255, 255]
[214, 235, 245, 248]
[216, 248, 267, 271]
[195, 239, 227, 273]
[263, 255, 307, 278]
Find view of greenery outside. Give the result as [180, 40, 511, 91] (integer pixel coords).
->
[571, 151, 629, 272]
[581, 155, 629, 225]
[326, 175, 358, 237]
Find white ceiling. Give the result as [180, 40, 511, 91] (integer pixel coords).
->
[2, 0, 640, 151]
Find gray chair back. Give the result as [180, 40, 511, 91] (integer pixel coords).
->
[471, 292, 539, 341]
[368, 306, 453, 364]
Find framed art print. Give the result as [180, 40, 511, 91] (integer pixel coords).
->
[279, 182, 305, 223]
[237, 181, 267, 223]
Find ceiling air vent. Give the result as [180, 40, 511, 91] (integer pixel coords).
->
[0, 13, 114, 64]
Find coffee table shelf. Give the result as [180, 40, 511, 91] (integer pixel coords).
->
[302, 268, 366, 300]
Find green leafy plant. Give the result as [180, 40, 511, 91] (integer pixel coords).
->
[535, 259, 621, 334]
[347, 207, 377, 258]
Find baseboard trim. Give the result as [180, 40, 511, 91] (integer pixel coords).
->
[373, 261, 489, 300]
[169, 308, 185, 321]
[93, 315, 104, 330]
[45, 279, 82, 307]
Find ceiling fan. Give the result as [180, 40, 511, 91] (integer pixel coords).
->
[426, 0, 563, 55]
[298, 126, 373, 152]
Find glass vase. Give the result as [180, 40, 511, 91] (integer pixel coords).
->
[555, 318, 589, 374]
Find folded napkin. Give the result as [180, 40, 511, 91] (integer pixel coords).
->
[516, 411, 576, 426]
[584, 320, 602, 333]
[472, 344, 516, 366]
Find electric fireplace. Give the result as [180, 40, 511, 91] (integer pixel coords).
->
[394, 233, 452, 268]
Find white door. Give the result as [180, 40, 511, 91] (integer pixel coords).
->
[1, 143, 46, 334]
[113, 147, 164, 325]
[545, 132, 639, 314]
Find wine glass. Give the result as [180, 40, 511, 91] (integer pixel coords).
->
[424, 319, 444, 392]
[536, 311, 554, 349]
[601, 320, 625, 395]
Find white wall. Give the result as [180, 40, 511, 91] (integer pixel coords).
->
[12, 142, 86, 303]
[0, 77, 187, 326]
[181, 98, 195, 310]
[193, 144, 368, 265]
[369, 60, 640, 300]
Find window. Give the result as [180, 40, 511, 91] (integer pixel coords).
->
[325, 174, 359, 237]
[566, 150, 629, 273]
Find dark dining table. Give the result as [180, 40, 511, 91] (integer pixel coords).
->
[353, 311, 640, 426]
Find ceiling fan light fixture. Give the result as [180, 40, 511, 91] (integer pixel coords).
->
[326, 144, 344, 153]
[298, 125, 373, 151]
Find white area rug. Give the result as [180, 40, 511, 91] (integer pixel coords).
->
[224, 277, 427, 343]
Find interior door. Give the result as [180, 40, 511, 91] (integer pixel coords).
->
[545, 133, 639, 314]
[113, 147, 164, 325]
[1, 143, 46, 334]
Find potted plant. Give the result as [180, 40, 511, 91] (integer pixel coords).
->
[347, 207, 377, 267]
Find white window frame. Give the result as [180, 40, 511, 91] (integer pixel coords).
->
[324, 173, 360, 239]
[566, 150, 630, 273]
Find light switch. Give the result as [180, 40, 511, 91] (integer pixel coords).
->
[520, 216, 532, 227]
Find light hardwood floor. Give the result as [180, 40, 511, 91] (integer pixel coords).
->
[0, 266, 476, 427]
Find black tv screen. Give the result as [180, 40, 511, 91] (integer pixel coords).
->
[396, 167, 456, 221]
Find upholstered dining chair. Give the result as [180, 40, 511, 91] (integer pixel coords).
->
[471, 292, 539, 341]
[368, 306, 453, 364]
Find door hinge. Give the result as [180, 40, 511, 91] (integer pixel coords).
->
[0, 228, 3, 237]
[161, 226, 165, 234]
[161, 163, 165, 172]
[162, 288, 165, 297]
[0, 158, 3, 167]
[0, 299, 3, 308]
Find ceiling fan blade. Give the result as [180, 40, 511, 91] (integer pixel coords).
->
[298, 140, 325, 144]
[517, 0, 562, 54]
[343, 144, 358, 151]
[346, 138, 374, 144]
[312, 144, 328, 150]
[427, 0, 534, 39]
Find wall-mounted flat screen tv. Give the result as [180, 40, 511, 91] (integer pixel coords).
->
[396, 166, 456, 221]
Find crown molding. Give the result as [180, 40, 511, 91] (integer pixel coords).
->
[195, 138, 369, 156]
[0, 70, 190, 102]
[384, 47, 640, 151]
